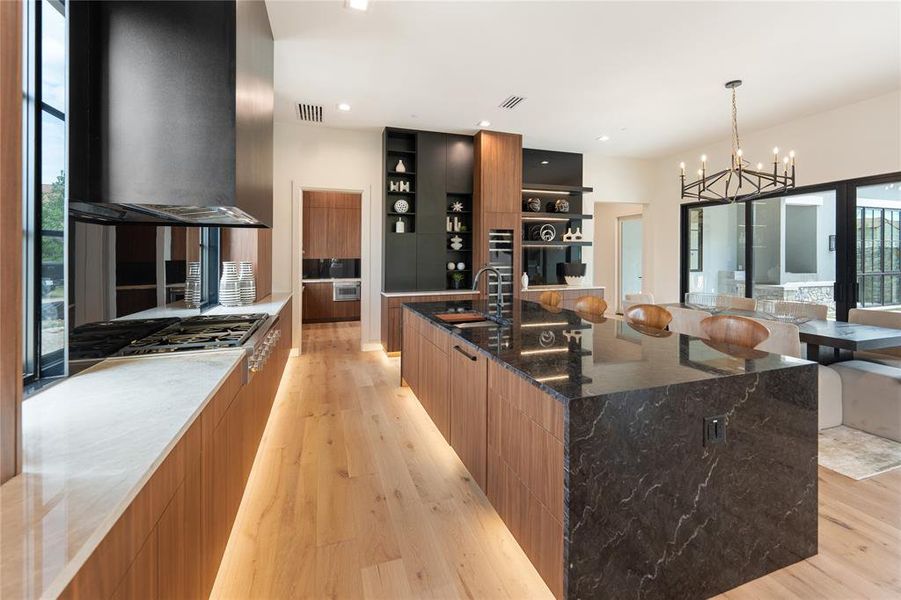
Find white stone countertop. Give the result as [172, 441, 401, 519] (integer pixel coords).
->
[381, 289, 480, 298]
[0, 349, 246, 599]
[121, 291, 292, 320]
[522, 285, 605, 291]
[302, 278, 361, 283]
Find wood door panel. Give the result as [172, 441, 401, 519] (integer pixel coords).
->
[303, 206, 330, 258]
[420, 338, 450, 441]
[449, 344, 488, 490]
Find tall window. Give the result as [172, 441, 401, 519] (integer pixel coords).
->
[23, 0, 67, 384]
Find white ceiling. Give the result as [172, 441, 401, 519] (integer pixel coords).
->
[266, 1, 901, 158]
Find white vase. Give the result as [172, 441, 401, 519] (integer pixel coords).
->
[395, 159, 406, 173]
[238, 261, 256, 306]
[521, 272, 529, 290]
[395, 218, 405, 233]
[573, 227, 583, 240]
[185, 261, 202, 308]
[219, 262, 240, 307]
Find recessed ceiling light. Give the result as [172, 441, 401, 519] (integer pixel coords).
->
[337, 103, 351, 111]
[478, 120, 491, 128]
[596, 135, 610, 142]
[540, 160, 549, 165]
[345, 0, 369, 11]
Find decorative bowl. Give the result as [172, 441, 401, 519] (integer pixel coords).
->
[565, 276, 584, 286]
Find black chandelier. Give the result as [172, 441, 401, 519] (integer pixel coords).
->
[680, 80, 795, 203]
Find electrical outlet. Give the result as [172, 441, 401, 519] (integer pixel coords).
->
[704, 415, 726, 446]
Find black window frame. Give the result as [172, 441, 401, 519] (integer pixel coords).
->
[23, 0, 67, 388]
[680, 170, 901, 322]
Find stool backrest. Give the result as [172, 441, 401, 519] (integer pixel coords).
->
[624, 304, 672, 330]
[701, 315, 770, 349]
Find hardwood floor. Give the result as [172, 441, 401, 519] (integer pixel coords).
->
[212, 322, 901, 599]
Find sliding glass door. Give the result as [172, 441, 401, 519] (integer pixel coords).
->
[855, 180, 901, 311]
[680, 172, 901, 322]
[750, 191, 838, 319]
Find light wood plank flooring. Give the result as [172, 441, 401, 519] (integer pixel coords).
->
[212, 322, 901, 599]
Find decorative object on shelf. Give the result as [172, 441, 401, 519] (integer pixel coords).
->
[395, 159, 407, 173]
[450, 200, 464, 213]
[565, 275, 584, 286]
[450, 271, 465, 290]
[399, 180, 411, 192]
[448, 216, 461, 232]
[680, 80, 795, 203]
[219, 261, 240, 307]
[185, 261, 201, 308]
[564, 330, 583, 344]
[521, 272, 529, 290]
[539, 224, 556, 242]
[554, 198, 570, 213]
[456, 261, 465, 270]
[539, 330, 556, 347]
[562, 228, 574, 241]
[392, 198, 410, 213]
[238, 261, 256, 305]
[525, 197, 542, 212]
[447, 262, 456, 270]
[449, 235, 463, 250]
[562, 262, 587, 276]
[573, 226, 583, 240]
[528, 224, 543, 241]
[394, 217, 405, 233]
[389, 180, 400, 192]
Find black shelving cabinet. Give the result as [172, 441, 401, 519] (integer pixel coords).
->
[383, 128, 473, 292]
[521, 148, 593, 286]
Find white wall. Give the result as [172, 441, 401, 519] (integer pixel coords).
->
[272, 122, 383, 349]
[582, 155, 656, 296]
[644, 90, 901, 303]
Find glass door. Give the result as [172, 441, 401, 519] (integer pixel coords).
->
[750, 191, 838, 319]
[853, 180, 901, 312]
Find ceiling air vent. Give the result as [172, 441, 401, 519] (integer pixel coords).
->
[499, 95, 526, 110]
[295, 103, 323, 123]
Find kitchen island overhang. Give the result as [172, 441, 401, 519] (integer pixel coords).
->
[401, 300, 818, 599]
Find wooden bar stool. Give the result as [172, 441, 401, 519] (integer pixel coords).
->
[700, 315, 770, 349]
[574, 296, 607, 317]
[624, 304, 672, 330]
[539, 290, 562, 307]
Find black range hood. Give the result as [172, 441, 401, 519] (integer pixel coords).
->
[68, 0, 273, 227]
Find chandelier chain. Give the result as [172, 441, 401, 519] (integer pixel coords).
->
[731, 87, 741, 161]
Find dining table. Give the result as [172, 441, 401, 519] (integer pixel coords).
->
[664, 303, 901, 362]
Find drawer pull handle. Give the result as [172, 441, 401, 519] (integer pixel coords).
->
[453, 345, 477, 361]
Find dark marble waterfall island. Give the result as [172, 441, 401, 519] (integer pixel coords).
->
[403, 300, 818, 599]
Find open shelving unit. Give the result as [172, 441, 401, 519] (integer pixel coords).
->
[520, 151, 594, 286]
[446, 192, 473, 290]
[383, 128, 475, 293]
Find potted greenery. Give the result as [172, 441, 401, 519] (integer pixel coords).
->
[450, 272, 465, 290]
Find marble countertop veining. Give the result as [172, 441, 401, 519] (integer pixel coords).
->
[404, 299, 810, 403]
[0, 349, 246, 599]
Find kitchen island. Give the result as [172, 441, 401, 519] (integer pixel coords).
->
[401, 300, 818, 599]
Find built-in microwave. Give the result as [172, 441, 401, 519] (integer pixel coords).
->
[332, 282, 361, 302]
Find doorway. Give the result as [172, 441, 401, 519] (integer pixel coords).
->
[300, 190, 362, 347]
[618, 214, 643, 313]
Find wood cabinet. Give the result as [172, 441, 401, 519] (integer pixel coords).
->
[303, 191, 361, 259]
[401, 307, 564, 598]
[449, 342, 488, 490]
[302, 282, 360, 323]
[402, 308, 487, 491]
[63, 299, 294, 600]
[381, 292, 477, 353]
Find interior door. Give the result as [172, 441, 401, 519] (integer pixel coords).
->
[618, 215, 643, 313]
